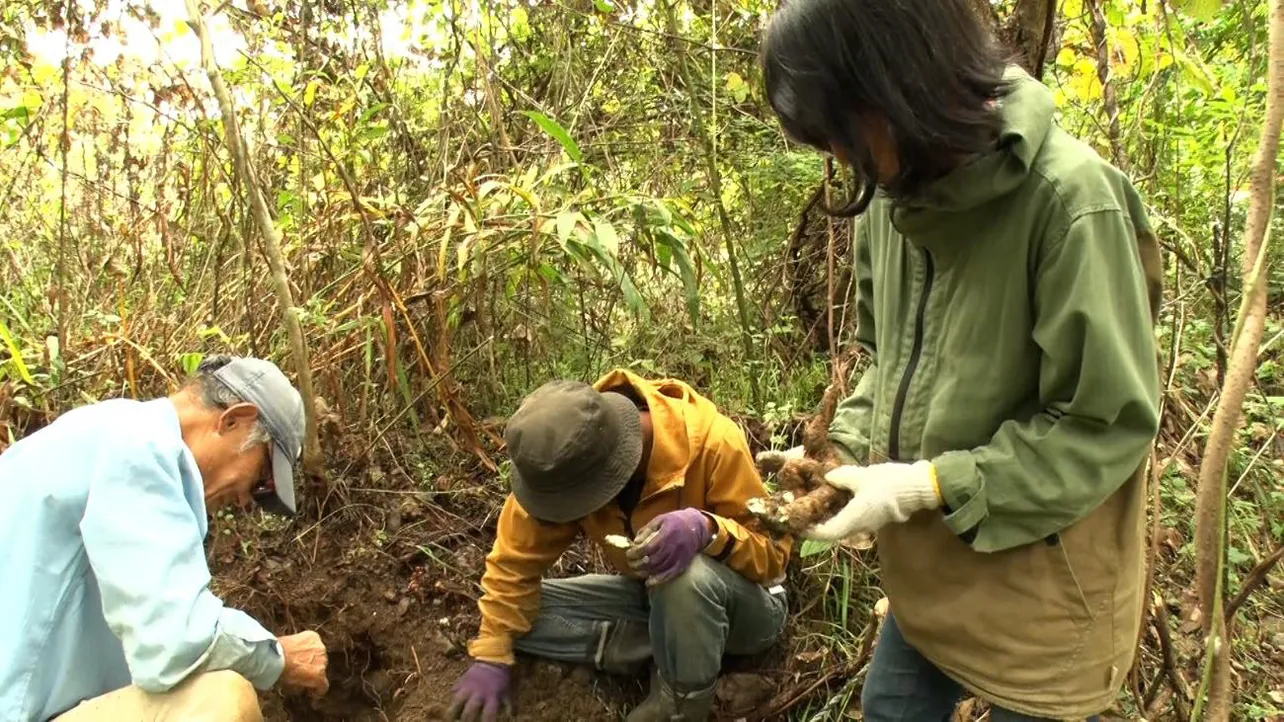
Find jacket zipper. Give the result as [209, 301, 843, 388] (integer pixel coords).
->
[888, 247, 934, 461]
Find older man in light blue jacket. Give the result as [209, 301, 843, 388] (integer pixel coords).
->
[0, 354, 329, 721]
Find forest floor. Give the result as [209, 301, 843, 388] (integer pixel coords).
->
[210, 417, 810, 722]
[206, 415, 1284, 721]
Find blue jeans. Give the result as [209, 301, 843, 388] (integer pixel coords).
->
[511, 556, 787, 692]
[863, 613, 1101, 722]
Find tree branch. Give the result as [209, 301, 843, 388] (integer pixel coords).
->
[1191, 0, 1284, 717]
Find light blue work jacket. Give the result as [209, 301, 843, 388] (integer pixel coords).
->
[0, 398, 283, 721]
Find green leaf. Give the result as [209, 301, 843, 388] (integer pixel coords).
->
[536, 263, 562, 283]
[656, 229, 700, 323]
[0, 317, 34, 385]
[511, 7, 531, 40]
[799, 539, 832, 558]
[724, 71, 749, 103]
[197, 325, 231, 343]
[44, 335, 61, 385]
[1172, 48, 1218, 96]
[580, 238, 648, 318]
[1172, 0, 1222, 21]
[556, 211, 586, 246]
[521, 110, 583, 164]
[593, 0, 615, 13]
[178, 352, 204, 375]
[358, 103, 390, 124]
[616, 270, 648, 318]
[655, 240, 672, 270]
[359, 124, 390, 142]
[592, 219, 620, 255]
[1227, 545, 1252, 567]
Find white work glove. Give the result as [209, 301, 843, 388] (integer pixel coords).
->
[801, 460, 942, 541]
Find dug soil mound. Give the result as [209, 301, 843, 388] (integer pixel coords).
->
[207, 430, 816, 721]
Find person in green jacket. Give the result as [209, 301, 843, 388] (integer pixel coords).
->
[758, 1, 1163, 720]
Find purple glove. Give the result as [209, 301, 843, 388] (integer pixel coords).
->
[447, 661, 511, 722]
[626, 508, 715, 586]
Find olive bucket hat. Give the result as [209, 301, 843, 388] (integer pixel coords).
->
[504, 380, 643, 523]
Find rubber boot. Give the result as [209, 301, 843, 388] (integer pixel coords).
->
[625, 667, 716, 722]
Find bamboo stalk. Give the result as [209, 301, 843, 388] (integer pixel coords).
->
[184, 0, 324, 481]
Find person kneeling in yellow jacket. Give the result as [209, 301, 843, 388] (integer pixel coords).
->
[447, 369, 792, 722]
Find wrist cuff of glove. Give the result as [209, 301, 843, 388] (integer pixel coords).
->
[908, 460, 943, 510]
[924, 461, 943, 504]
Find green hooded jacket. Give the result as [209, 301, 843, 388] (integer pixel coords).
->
[829, 66, 1162, 552]
[827, 66, 1163, 716]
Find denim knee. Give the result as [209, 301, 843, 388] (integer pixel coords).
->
[859, 614, 961, 722]
[647, 556, 725, 615]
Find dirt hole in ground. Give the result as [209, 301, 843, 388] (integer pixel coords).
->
[211, 475, 663, 721]
[281, 631, 387, 720]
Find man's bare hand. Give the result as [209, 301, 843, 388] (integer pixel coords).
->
[278, 631, 329, 694]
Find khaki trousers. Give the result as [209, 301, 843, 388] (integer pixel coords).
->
[53, 670, 262, 722]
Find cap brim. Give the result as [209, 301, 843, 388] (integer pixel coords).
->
[511, 392, 643, 523]
[253, 445, 298, 517]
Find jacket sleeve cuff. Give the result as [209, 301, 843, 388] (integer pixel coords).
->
[827, 432, 866, 466]
[210, 608, 285, 690]
[466, 634, 516, 666]
[829, 442, 859, 465]
[931, 451, 988, 537]
[700, 512, 736, 562]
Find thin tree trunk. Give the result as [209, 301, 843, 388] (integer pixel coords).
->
[1086, 0, 1128, 170]
[55, 0, 73, 353]
[1191, 0, 1284, 717]
[184, 0, 324, 480]
[1008, 0, 1056, 79]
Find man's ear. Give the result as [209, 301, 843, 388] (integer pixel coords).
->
[217, 403, 262, 433]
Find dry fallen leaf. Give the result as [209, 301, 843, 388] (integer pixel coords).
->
[1179, 587, 1203, 633]
[794, 649, 825, 664]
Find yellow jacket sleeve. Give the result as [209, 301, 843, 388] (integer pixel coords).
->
[467, 494, 579, 665]
[699, 418, 793, 585]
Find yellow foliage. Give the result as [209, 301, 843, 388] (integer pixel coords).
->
[1109, 27, 1141, 74]
[31, 62, 58, 88]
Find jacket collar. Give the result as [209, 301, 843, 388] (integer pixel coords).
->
[593, 368, 694, 495]
[890, 65, 1054, 247]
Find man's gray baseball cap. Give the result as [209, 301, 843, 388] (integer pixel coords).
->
[211, 357, 305, 516]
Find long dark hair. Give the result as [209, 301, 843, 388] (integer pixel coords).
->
[761, 0, 1013, 215]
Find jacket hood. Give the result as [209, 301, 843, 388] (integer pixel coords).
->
[892, 64, 1055, 237]
[593, 368, 719, 493]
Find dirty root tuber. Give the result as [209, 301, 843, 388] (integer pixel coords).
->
[749, 381, 851, 537]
